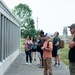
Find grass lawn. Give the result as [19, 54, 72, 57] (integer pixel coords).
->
[60, 44, 69, 66]
[20, 38, 25, 52]
[20, 38, 69, 66]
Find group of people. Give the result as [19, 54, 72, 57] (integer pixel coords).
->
[23, 23, 75, 75]
[23, 30, 61, 75]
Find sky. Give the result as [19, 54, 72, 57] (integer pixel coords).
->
[2, 0, 75, 35]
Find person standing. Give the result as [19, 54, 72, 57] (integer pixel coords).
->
[41, 33, 53, 75]
[37, 35, 43, 66]
[23, 36, 33, 65]
[53, 31, 60, 67]
[39, 30, 45, 68]
[68, 24, 75, 75]
[32, 37, 37, 61]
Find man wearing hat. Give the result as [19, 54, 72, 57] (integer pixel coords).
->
[68, 23, 75, 75]
[41, 33, 53, 75]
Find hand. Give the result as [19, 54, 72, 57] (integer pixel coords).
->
[41, 47, 44, 50]
[72, 34, 75, 39]
[35, 43, 37, 45]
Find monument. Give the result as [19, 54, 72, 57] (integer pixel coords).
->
[63, 27, 68, 43]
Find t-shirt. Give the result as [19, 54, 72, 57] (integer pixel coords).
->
[37, 40, 42, 52]
[40, 37, 45, 47]
[24, 40, 32, 51]
[68, 38, 75, 62]
[42, 41, 53, 58]
[53, 37, 60, 50]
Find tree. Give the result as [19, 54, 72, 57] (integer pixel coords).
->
[21, 18, 36, 38]
[12, 3, 36, 38]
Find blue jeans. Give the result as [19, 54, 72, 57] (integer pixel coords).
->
[25, 50, 32, 63]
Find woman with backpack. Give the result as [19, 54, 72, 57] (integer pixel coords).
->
[31, 37, 37, 61]
[53, 31, 60, 67]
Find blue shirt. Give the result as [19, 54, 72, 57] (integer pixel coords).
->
[53, 36, 60, 50]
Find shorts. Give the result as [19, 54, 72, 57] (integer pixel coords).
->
[38, 52, 41, 58]
[32, 49, 37, 52]
[57, 49, 60, 55]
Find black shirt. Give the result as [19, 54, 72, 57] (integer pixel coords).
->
[69, 38, 75, 62]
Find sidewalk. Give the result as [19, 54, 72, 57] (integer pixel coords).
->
[3, 53, 70, 75]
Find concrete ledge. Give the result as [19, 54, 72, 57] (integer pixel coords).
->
[0, 50, 20, 75]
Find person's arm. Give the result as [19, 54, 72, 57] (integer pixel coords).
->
[55, 42, 59, 46]
[44, 42, 53, 51]
[36, 40, 43, 47]
[69, 34, 75, 48]
[55, 38, 60, 46]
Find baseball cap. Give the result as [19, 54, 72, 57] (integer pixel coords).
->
[44, 33, 51, 37]
[68, 23, 75, 28]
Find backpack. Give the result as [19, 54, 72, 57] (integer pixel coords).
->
[59, 39, 64, 49]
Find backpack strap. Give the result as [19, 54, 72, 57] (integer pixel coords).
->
[47, 41, 51, 48]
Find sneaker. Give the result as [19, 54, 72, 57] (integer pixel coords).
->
[25, 62, 28, 65]
[58, 63, 60, 67]
[34, 59, 36, 61]
[55, 64, 58, 67]
[39, 66, 44, 68]
[28, 63, 32, 65]
[53, 63, 58, 67]
[37, 64, 41, 66]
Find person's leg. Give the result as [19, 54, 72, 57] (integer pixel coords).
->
[39, 50, 44, 68]
[69, 62, 75, 75]
[47, 58, 53, 75]
[54, 56, 58, 66]
[28, 50, 32, 63]
[57, 54, 60, 65]
[54, 50, 60, 66]
[34, 51, 36, 61]
[41, 50, 43, 66]
[25, 51, 28, 63]
[38, 52, 42, 65]
[53, 50, 58, 66]
[31, 51, 34, 60]
[31, 49, 36, 60]
[43, 59, 48, 75]
[57, 50, 60, 66]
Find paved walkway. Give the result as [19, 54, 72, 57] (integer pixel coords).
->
[3, 53, 70, 75]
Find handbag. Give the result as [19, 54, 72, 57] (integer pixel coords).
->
[32, 44, 37, 49]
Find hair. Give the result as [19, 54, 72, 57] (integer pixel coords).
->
[57, 32, 59, 36]
[28, 36, 31, 40]
[32, 37, 37, 42]
[40, 30, 44, 37]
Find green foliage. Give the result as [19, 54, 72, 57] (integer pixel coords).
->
[12, 3, 36, 38]
[20, 38, 25, 52]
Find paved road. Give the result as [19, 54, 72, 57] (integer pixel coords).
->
[3, 53, 70, 75]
